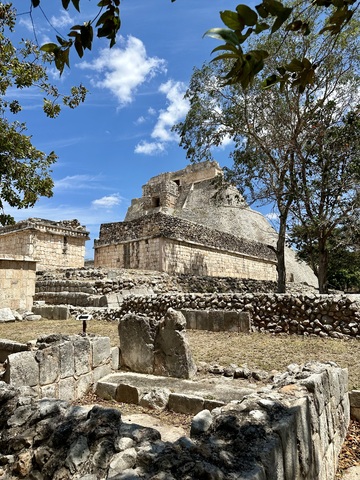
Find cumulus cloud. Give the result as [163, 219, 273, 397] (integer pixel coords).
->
[92, 193, 122, 208]
[265, 212, 279, 221]
[78, 36, 167, 107]
[134, 80, 189, 155]
[134, 141, 166, 156]
[50, 10, 74, 28]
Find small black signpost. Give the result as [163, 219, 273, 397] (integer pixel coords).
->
[76, 314, 93, 334]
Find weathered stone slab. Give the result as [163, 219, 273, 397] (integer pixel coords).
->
[59, 377, 76, 401]
[4, 351, 39, 387]
[115, 383, 140, 405]
[168, 393, 204, 415]
[76, 372, 93, 398]
[36, 345, 60, 386]
[73, 337, 91, 375]
[92, 337, 111, 367]
[119, 314, 157, 374]
[153, 309, 196, 379]
[60, 341, 75, 378]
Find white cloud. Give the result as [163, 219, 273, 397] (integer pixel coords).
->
[78, 35, 167, 107]
[50, 10, 74, 28]
[134, 80, 189, 155]
[92, 193, 122, 208]
[54, 174, 105, 191]
[151, 80, 189, 142]
[266, 212, 279, 221]
[134, 141, 166, 156]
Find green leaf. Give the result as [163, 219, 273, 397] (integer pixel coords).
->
[71, 0, 80, 11]
[40, 43, 58, 54]
[255, 4, 269, 18]
[285, 58, 304, 72]
[255, 22, 270, 33]
[236, 5, 258, 26]
[285, 20, 303, 31]
[220, 10, 244, 30]
[31, 0, 40, 7]
[204, 28, 240, 47]
[62, 0, 70, 8]
[211, 44, 241, 55]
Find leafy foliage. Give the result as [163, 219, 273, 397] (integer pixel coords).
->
[174, 13, 359, 293]
[0, 3, 87, 224]
[289, 106, 360, 291]
[205, 0, 359, 91]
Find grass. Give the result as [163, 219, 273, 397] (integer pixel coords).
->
[1, 319, 360, 390]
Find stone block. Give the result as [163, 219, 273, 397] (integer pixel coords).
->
[59, 377, 76, 401]
[181, 310, 197, 330]
[95, 380, 117, 401]
[40, 384, 57, 399]
[195, 310, 210, 330]
[239, 312, 251, 332]
[208, 310, 222, 331]
[60, 341, 75, 378]
[36, 345, 60, 386]
[115, 383, 140, 404]
[92, 337, 111, 367]
[5, 351, 39, 387]
[111, 347, 120, 370]
[76, 372, 93, 399]
[0, 308, 15, 322]
[222, 311, 239, 332]
[119, 314, 156, 374]
[204, 399, 225, 411]
[168, 393, 204, 415]
[93, 364, 111, 384]
[74, 337, 91, 376]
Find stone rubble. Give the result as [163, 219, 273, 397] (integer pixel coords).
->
[0, 361, 349, 480]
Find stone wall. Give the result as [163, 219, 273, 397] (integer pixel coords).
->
[79, 292, 360, 339]
[94, 213, 277, 280]
[0, 362, 349, 479]
[0, 256, 36, 310]
[2, 334, 114, 400]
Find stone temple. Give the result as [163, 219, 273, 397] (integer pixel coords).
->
[94, 161, 317, 285]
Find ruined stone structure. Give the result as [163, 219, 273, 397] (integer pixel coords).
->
[0, 218, 89, 271]
[94, 161, 317, 285]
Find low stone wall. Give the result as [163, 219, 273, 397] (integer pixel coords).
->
[2, 334, 114, 400]
[0, 362, 349, 479]
[182, 309, 251, 332]
[78, 292, 360, 339]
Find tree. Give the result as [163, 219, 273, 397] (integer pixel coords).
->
[289, 106, 360, 292]
[292, 225, 360, 292]
[27, 0, 359, 91]
[174, 14, 359, 293]
[0, 4, 87, 225]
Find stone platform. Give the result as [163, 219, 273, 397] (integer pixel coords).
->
[95, 371, 261, 414]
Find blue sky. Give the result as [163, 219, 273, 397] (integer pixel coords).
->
[8, 1, 249, 258]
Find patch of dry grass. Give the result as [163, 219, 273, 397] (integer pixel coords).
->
[1, 319, 359, 390]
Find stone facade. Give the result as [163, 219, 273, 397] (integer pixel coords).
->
[0, 218, 89, 271]
[0, 256, 36, 310]
[94, 161, 317, 285]
[94, 213, 277, 280]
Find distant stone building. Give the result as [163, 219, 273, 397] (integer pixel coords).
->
[94, 161, 317, 285]
[0, 218, 89, 271]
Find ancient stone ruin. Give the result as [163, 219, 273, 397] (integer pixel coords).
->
[0, 361, 349, 479]
[94, 161, 317, 286]
[0, 218, 89, 271]
[119, 309, 196, 379]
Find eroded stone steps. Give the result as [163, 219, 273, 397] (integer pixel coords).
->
[95, 371, 261, 415]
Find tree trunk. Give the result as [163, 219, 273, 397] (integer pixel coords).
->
[318, 238, 329, 293]
[276, 216, 287, 293]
